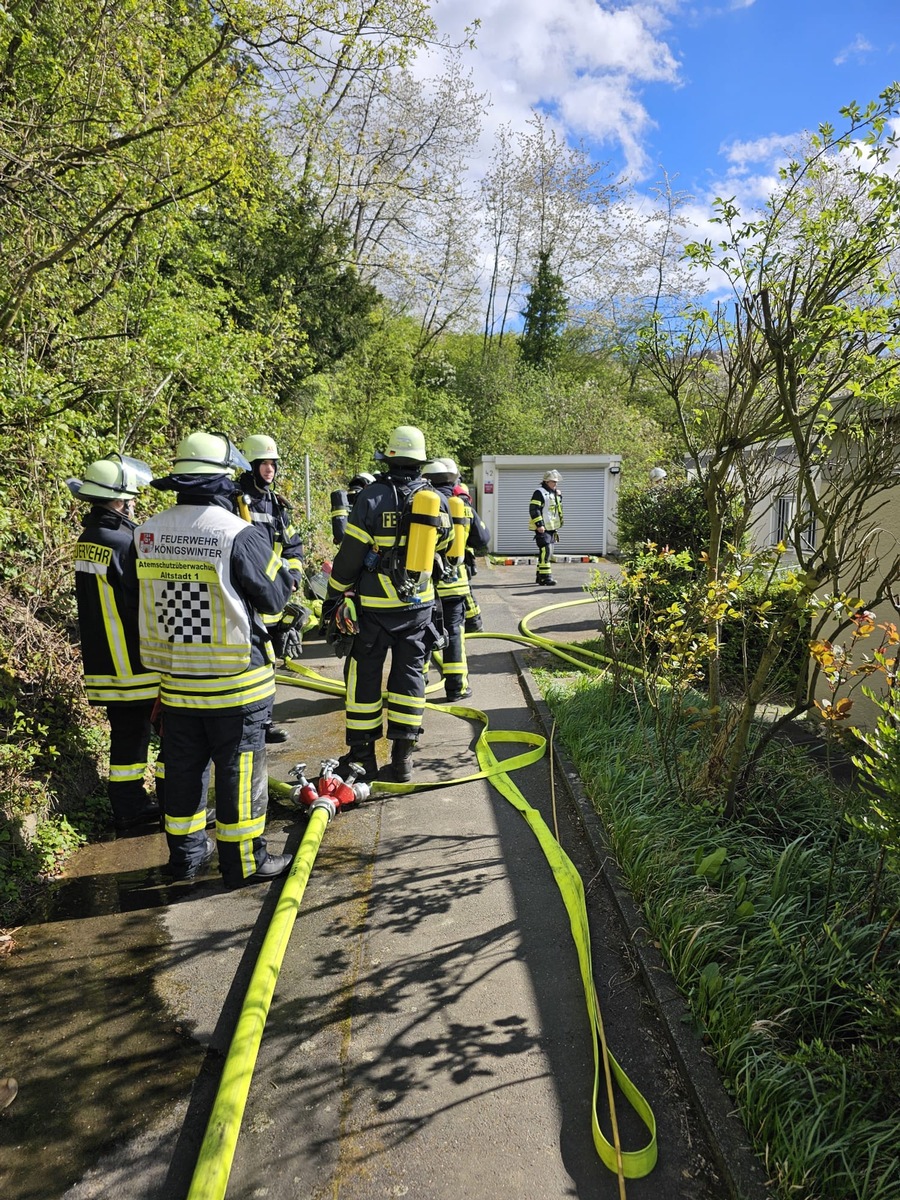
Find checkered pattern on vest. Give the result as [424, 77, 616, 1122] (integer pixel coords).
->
[157, 581, 213, 643]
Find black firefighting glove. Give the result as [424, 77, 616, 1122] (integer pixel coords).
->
[320, 592, 358, 658]
[270, 600, 310, 660]
[270, 623, 303, 660]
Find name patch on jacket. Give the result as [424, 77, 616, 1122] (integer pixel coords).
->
[136, 559, 219, 584]
[75, 542, 112, 566]
[138, 531, 222, 559]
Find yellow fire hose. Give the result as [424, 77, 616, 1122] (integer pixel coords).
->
[185, 801, 333, 1200]
[186, 597, 658, 1198]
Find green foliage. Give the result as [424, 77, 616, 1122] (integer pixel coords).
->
[594, 541, 808, 695]
[617, 476, 741, 562]
[543, 670, 900, 1200]
[849, 691, 900, 867]
[519, 250, 568, 367]
[442, 333, 670, 477]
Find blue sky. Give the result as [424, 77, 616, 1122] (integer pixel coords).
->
[648, 2, 900, 198]
[430, 0, 900, 214]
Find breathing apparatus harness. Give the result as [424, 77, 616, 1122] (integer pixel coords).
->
[379, 475, 443, 601]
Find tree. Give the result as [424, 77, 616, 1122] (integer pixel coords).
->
[519, 251, 568, 367]
[0, 0, 283, 343]
[264, 9, 485, 317]
[479, 113, 620, 347]
[640, 86, 900, 812]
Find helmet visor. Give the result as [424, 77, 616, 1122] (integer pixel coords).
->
[113, 454, 154, 488]
[210, 432, 251, 473]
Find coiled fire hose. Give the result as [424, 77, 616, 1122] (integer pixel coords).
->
[186, 597, 657, 1199]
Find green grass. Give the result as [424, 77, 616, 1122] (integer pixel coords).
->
[540, 671, 900, 1200]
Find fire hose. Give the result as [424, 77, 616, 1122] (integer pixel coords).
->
[186, 597, 657, 1200]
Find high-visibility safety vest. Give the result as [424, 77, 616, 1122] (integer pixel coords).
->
[74, 508, 160, 705]
[529, 486, 564, 532]
[134, 505, 288, 709]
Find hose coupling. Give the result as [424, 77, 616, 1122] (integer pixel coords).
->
[310, 795, 337, 821]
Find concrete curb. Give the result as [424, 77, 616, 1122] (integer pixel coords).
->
[514, 653, 773, 1200]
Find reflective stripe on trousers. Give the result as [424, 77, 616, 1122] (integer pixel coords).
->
[161, 701, 270, 883]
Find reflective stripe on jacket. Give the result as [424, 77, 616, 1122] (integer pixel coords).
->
[237, 482, 303, 624]
[134, 500, 293, 707]
[74, 509, 160, 704]
[529, 486, 564, 532]
[328, 475, 452, 611]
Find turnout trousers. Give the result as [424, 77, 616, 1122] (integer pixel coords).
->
[162, 700, 271, 886]
[106, 700, 159, 824]
[436, 594, 468, 698]
[345, 606, 440, 744]
[534, 530, 555, 581]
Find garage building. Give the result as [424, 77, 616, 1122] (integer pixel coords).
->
[472, 454, 622, 557]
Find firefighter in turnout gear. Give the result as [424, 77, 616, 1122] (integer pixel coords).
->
[447, 461, 490, 632]
[322, 426, 451, 784]
[421, 458, 473, 702]
[238, 434, 305, 743]
[71, 455, 162, 831]
[529, 469, 564, 586]
[135, 432, 296, 887]
[330, 472, 376, 544]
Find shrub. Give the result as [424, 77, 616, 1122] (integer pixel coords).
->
[616, 476, 741, 563]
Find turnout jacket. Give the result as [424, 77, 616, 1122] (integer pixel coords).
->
[529, 485, 564, 532]
[134, 495, 294, 710]
[236, 472, 303, 624]
[237, 474, 303, 575]
[453, 482, 491, 552]
[327, 470, 452, 611]
[432, 481, 472, 598]
[74, 507, 160, 705]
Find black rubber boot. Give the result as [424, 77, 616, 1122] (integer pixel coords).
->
[264, 721, 289, 743]
[169, 834, 216, 881]
[114, 797, 162, 832]
[387, 739, 415, 783]
[336, 743, 378, 780]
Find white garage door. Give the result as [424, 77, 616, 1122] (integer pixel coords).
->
[495, 466, 607, 555]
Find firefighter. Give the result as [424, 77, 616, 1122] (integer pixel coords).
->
[331, 472, 376, 544]
[71, 455, 162, 831]
[447, 461, 490, 632]
[321, 426, 451, 783]
[529, 469, 564, 586]
[238, 434, 305, 743]
[421, 458, 472, 702]
[134, 432, 296, 887]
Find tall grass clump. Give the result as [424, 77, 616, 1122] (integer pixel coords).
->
[542, 671, 900, 1200]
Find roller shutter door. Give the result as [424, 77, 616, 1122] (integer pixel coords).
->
[495, 466, 607, 555]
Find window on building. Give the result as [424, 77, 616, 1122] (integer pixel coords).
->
[775, 495, 816, 551]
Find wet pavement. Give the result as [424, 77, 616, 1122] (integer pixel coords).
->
[0, 561, 752, 1199]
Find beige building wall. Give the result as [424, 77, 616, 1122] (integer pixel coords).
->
[712, 441, 900, 732]
[820, 480, 900, 731]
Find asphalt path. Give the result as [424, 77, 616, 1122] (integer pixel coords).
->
[46, 559, 735, 1199]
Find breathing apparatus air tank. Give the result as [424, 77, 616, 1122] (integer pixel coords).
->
[447, 494, 469, 562]
[405, 486, 442, 574]
[330, 489, 350, 544]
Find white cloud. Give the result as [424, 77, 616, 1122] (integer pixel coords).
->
[427, 0, 682, 178]
[721, 133, 800, 169]
[834, 34, 874, 66]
